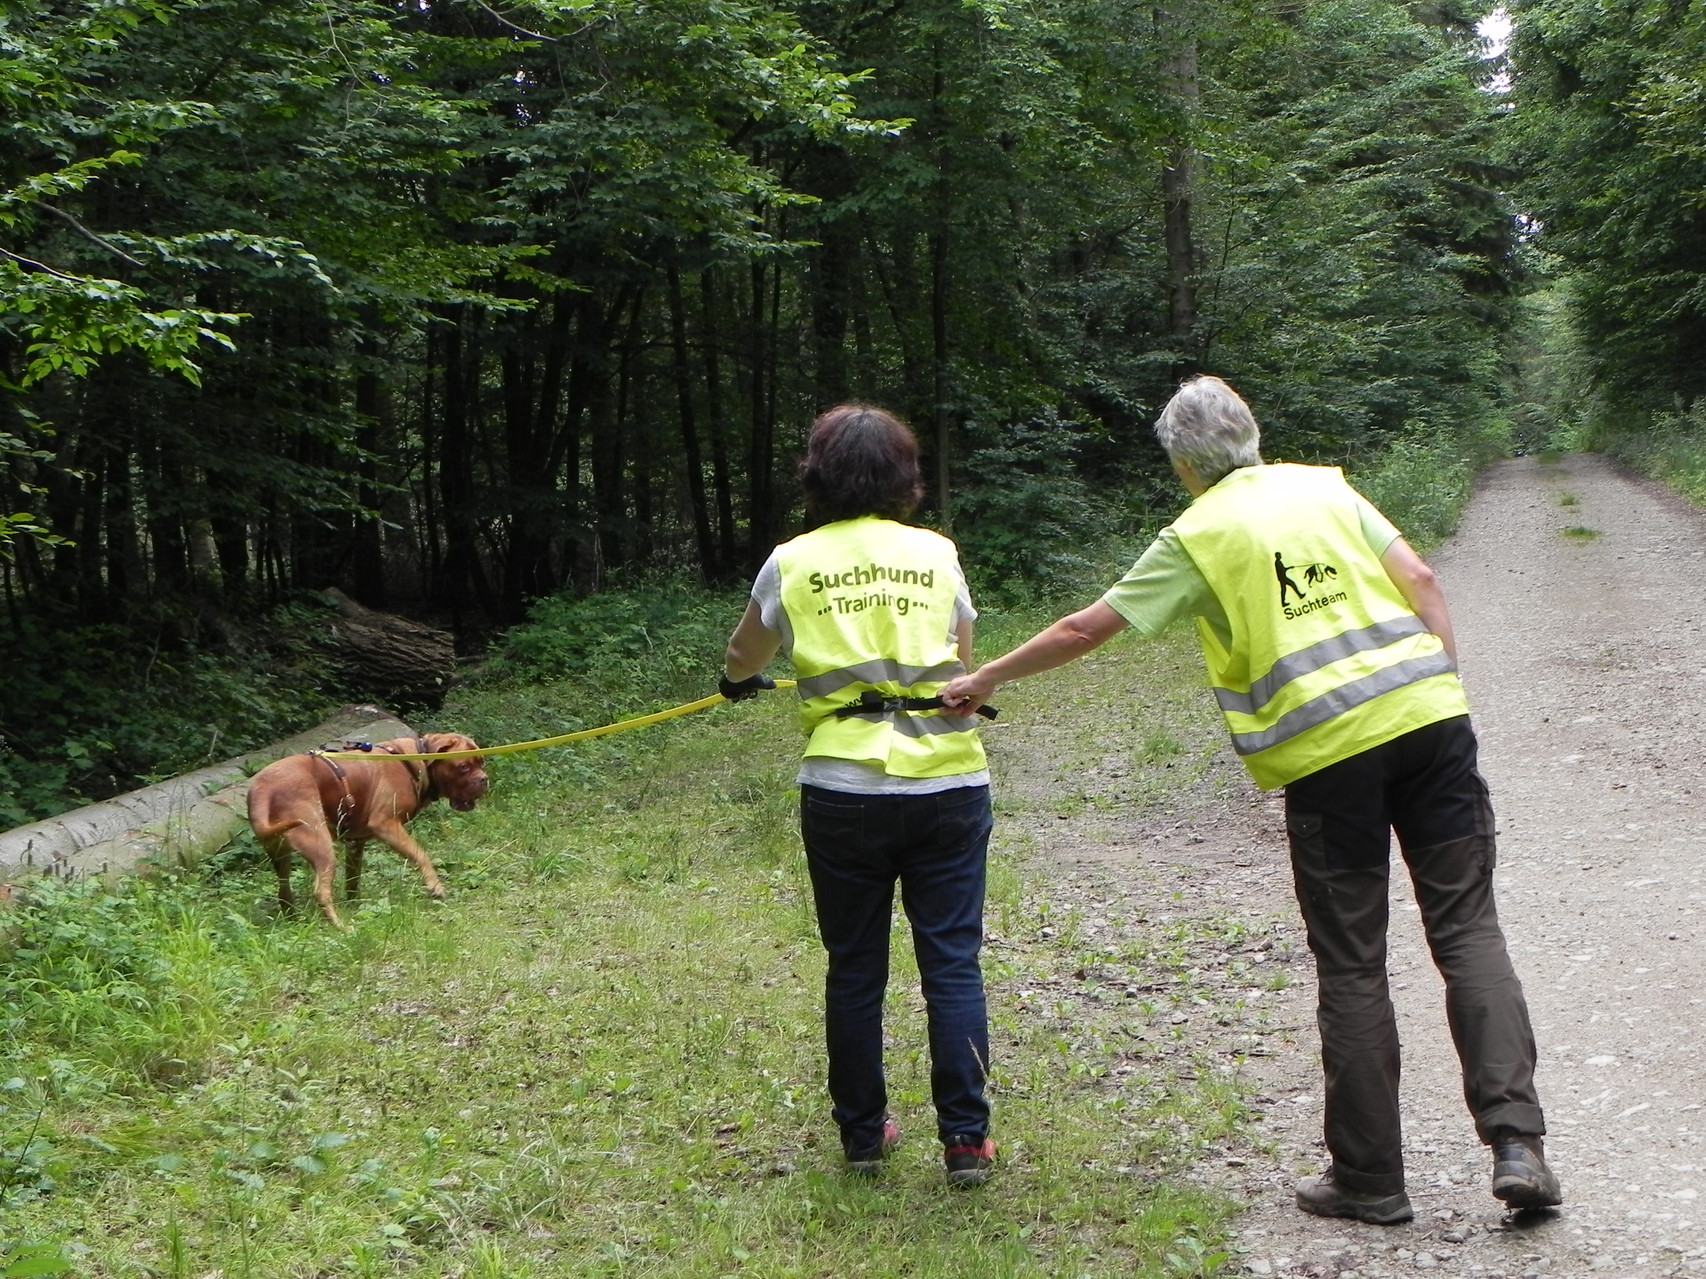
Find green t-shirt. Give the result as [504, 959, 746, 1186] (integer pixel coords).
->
[1101, 475, 1402, 649]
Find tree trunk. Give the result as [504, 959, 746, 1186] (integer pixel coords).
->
[701, 271, 738, 573]
[1160, 8, 1201, 379]
[588, 286, 636, 579]
[619, 287, 653, 566]
[931, 228, 952, 531]
[353, 332, 388, 608]
[812, 226, 851, 407]
[747, 251, 775, 569]
[438, 304, 491, 618]
[669, 265, 717, 577]
[501, 312, 551, 618]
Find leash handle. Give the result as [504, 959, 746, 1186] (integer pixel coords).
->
[831, 691, 998, 721]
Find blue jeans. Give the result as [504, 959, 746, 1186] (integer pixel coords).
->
[799, 783, 994, 1156]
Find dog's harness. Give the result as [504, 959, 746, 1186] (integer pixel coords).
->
[307, 738, 437, 832]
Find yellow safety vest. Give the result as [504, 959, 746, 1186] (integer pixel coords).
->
[1171, 464, 1470, 790]
[776, 517, 987, 778]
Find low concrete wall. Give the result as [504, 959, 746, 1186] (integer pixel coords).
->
[0, 705, 414, 884]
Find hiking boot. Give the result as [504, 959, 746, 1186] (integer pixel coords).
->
[1295, 1171, 1414, 1225]
[1490, 1128, 1562, 1209]
[944, 1135, 997, 1187]
[844, 1115, 901, 1177]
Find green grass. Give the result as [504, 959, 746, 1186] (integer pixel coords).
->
[1561, 525, 1601, 541]
[1557, 492, 1579, 507]
[0, 424, 1502, 1277]
[1348, 414, 1511, 553]
[1586, 402, 1706, 510]
[2, 612, 1250, 1279]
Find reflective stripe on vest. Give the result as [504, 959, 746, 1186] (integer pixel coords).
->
[776, 518, 987, 779]
[1171, 465, 1469, 789]
[795, 659, 965, 701]
[1212, 614, 1429, 717]
[1225, 650, 1458, 756]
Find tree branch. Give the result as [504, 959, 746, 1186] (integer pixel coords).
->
[471, 0, 559, 43]
[0, 246, 87, 283]
[40, 205, 146, 268]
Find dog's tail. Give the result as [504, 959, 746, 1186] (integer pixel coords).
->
[246, 755, 327, 842]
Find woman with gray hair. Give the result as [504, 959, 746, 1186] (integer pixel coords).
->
[943, 374, 1559, 1224]
[1152, 373, 1263, 487]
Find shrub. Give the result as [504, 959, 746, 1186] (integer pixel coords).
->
[1351, 414, 1512, 551]
[1593, 402, 1706, 508]
[478, 574, 749, 724]
[953, 412, 1127, 605]
[0, 609, 339, 822]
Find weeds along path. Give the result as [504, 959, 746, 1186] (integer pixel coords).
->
[992, 453, 1706, 1279]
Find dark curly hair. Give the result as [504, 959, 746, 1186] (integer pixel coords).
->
[798, 404, 924, 523]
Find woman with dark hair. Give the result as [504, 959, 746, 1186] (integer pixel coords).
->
[721, 404, 998, 1187]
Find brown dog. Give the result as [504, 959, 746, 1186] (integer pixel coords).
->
[246, 733, 489, 928]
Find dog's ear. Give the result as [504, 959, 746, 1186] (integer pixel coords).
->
[426, 733, 480, 757]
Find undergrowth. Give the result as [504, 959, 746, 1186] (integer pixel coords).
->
[1589, 402, 1706, 509]
[0, 426, 1492, 1276]
[1, 607, 1252, 1279]
[0, 602, 344, 826]
[1348, 413, 1512, 553]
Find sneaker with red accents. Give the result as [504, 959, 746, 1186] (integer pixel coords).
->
[944, 1135, 996, 1187]
[844, 1115, 901, 1177]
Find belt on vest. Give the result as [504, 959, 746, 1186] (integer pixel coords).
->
[829, 690, 998, 721]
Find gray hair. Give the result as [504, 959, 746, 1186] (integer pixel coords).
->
[1153, 376, 1262, 486]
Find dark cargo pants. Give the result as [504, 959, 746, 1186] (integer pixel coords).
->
[1284, 715, 1546, 1197]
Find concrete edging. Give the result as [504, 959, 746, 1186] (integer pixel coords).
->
[0, 705, 415, 885]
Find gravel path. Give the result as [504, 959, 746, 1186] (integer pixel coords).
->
[1027, 454, 1706, 1278]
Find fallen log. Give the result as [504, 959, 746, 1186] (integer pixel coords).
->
[0, 705, 415, 885]
[315, 587, 456, 707]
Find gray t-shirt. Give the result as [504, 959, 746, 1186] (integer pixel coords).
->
[751, 550, 991, 795]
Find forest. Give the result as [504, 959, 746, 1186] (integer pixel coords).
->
[2, 0, 1704, 816]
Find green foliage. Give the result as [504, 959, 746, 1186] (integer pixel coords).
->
[0, 873, 266, 1088]
[1590, 402, 1706, 509]
[1, 0, 1522, 626]
[1506, 0, 1706, 410]
[1199, 0, 1518, 460]
[0, 612, 337, 823]
[0, 1244, 75, 1279]
[485, 574, 745, 700]
[0, 1, 247, 403]
[1501, 283, 1592, 455]
[1349, 413, 1511, 552]
[0, 614, 1251, 1277]
[0, 0, 1530, 820]
[954, 412, 1125, 605]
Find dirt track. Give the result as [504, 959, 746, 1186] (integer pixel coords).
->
[1030, 454, 1706, 1278]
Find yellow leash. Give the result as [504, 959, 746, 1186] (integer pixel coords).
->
[316, 680, 799, 763]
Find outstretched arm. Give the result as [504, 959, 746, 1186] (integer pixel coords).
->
[942, 600, 1129, 710]
[1380, 537, 1457, 665]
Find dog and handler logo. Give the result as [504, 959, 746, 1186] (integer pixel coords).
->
[1274, 550, 1346, 619]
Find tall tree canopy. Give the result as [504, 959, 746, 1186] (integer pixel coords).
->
[1506, 0, 1706, 414]
[2, 0, 1516, 626]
